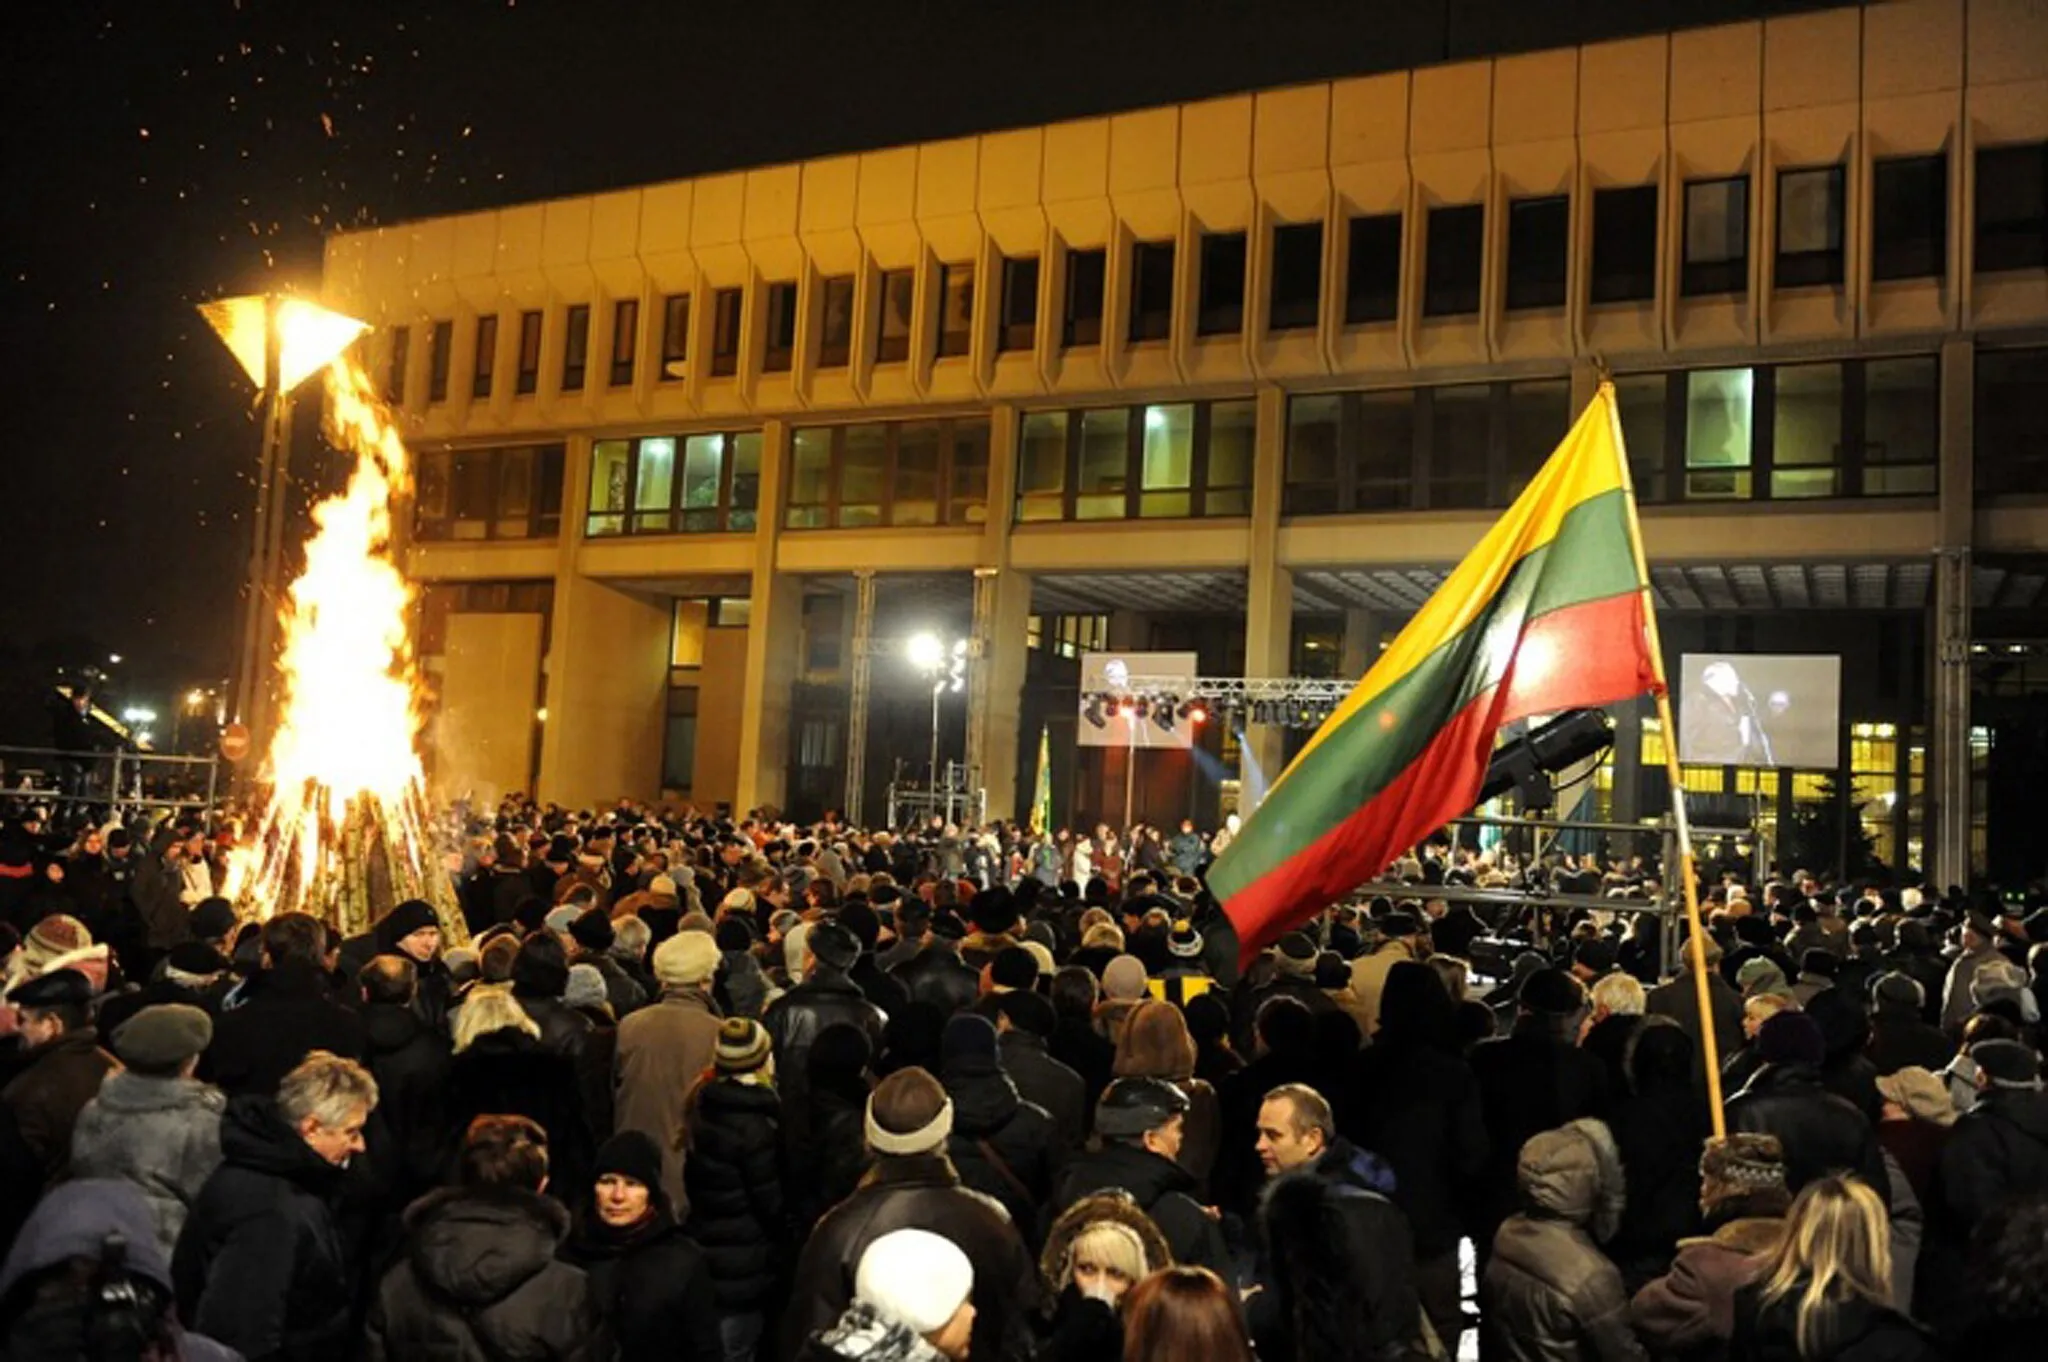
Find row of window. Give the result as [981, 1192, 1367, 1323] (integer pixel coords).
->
[413, 444, 566, 542]
[417, 346, 2048, 543]
[391, 143, 2045, 406]
[587, 431, 762, 537]
[1284, 355, 1940, 516]
[787, 417, 991, 529]
[1017, 400, 1256, 522]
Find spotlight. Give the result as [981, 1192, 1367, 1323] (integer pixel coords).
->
[1185, 703, 1208, 725]
[1083, 694, 1108, 730]
[1150, 697, 1178, 734]
[1477, 708, 1616, 810]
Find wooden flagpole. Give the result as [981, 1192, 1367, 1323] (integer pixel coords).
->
[1601, 376, 1728, 1139]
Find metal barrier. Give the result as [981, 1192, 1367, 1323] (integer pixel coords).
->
[0, 744, 224, 827]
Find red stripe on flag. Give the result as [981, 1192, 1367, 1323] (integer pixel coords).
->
[1222, 590, 1655, 966]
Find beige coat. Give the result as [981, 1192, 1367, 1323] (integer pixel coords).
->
[614, 985, 721, 1214]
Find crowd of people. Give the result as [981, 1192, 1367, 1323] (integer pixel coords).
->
[0, 793, 2045, 1362]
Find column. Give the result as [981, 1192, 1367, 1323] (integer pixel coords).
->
[966, 401, 1031, 823]
[843, 570, 877, 825]
[1338, 607, 1383, 678]
[735, 417, 803, 815]
[536, 576, 670, 808]
[1242, 383, 1291, 807]
[1931, 338, 1974, 888]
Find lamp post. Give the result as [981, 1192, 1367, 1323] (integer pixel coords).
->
[197, 294, 368, 763]
[908, 632, 968, 821]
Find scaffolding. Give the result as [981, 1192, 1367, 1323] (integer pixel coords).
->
[0, 744, 225, 829]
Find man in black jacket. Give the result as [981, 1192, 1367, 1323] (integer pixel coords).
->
[1250, 1082, 1422, 1362]
[780, 1067, 1040, 1362]
[1051, 1077, 1229, 1276]
[357, 954, 452, 1205]
[173, 1051, 379, 1362]
[1726, 1010, 1889, 1201]
[992, 990, 1086, 1151]
[200, 913, 365, 1098]
[890, 911, 979, 1019]
[768, 923, 888, 1075]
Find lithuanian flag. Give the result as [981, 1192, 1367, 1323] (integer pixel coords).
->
[1208, 383, 1660, 964]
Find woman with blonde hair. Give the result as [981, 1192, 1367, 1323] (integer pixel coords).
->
[446, 984, 595, 1192]
[1035, 1192, 1173, 1362]
[1112, 1000, 1218, 1192]
[1731, 1174, 1939, 1360]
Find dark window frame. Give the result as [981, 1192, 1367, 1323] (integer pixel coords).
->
[936, 262, 974, 359]
[472, 314, 497, 400]
[1870, 153, 1948, 282]
[1344, 213, 1403, 325]
[659, 294, 690, 380]
[561, 304, 590, 391]
[1198, 231, 1248, 336]
[1269, 221, 1323, 332]
[609, 297, 639, 387]
[1975, 141, 2048, 275]
[583, 429, 765, 538]
[783, 416, 995, 530]
[1682, 175, 1751, 297]
[817, 276, 856, 368]
[874, 269, 914, 364]
[1129, 240, 1175, 343]
[762, 282, 798, 373]
[1505, 195, 1570, 311]
[1775, 164, 1846, 289]
[1063, 247, 1106, 347]
[998, 256, 1039, 353]
[1589, 184, 1659, 305]
[515, 311, 542, 394]
[1423, 203, 1485, 318]
[709, 288, 743, 377]
[414, 442, 567, 542]
[427, 320, 452, 403]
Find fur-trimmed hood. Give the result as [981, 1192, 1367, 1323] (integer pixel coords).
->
[1037, 1191, 1174, 1294]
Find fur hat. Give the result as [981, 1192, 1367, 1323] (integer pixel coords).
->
[652, 931, 719, 987]
[569, 908, 615, 953]
[987, 946, 1038, 992]
[22, 916, 91, 974]
[1755, 1011, 1827, 1068]
[1272, 932, 1317, 979]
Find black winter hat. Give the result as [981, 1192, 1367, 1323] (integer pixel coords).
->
[988, 946, 1038, 991]
[837, 901, 881, 952]
[941, 1013, 1000, 1070]
[808, 1021, 874, 1081]
[512, 934, 571, 998]
[380, 899, 439, 942]
[1094, 1077, 1189, 1139]
[592, 1130, 664, 1192]
[1519, 967, 1585, 1017]
[968, 888, 1019, 936]
[569, 907, 615, 953]
[808, 923, 860, 972]
[714, 916, 756, 953]
[188, 897, 238, 943]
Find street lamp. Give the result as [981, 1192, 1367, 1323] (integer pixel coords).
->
[907, 632, 969, 810]
[198, 293, 369, 756]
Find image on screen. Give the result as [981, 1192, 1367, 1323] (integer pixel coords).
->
[1678, 654, 1842, 769]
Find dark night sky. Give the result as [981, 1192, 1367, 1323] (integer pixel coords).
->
[0, 0, 1835, 733]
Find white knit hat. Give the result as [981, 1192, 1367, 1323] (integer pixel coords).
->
[855, 1228, 974, 1335]
[652, 931, 718, 987]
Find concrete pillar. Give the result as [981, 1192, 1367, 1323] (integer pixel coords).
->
[1339, 608, 1384, 679]
[967, 401, 1031, 823]
[1243, 383, 1292, 807]
[536, 577, 669, 808]
[1931, 337, 1974, 887]
[736, 418, 802, 815]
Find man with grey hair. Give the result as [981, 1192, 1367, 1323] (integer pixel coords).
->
[173, 1050, 379, 1362]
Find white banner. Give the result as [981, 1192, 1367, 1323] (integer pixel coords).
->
[1078, 651, 1199, 749]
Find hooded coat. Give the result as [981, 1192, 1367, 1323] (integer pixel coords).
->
[446, 1028, 595, 1201]
[365, 1184, 601, 1362]
[199, 959, 366, 1098]
[68, 1069, 225, 1260]
[0, 1178, 238, 1362]
[170, 1093, 357, 1362]
[0, 1026, 117, 1181]
[1033, 1193, 1175, 1362]
[683, 1075, 789, 1314]
[1480, 1118, 1646, 1362]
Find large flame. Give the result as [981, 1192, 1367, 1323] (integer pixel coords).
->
[223, 354, 456, 938]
